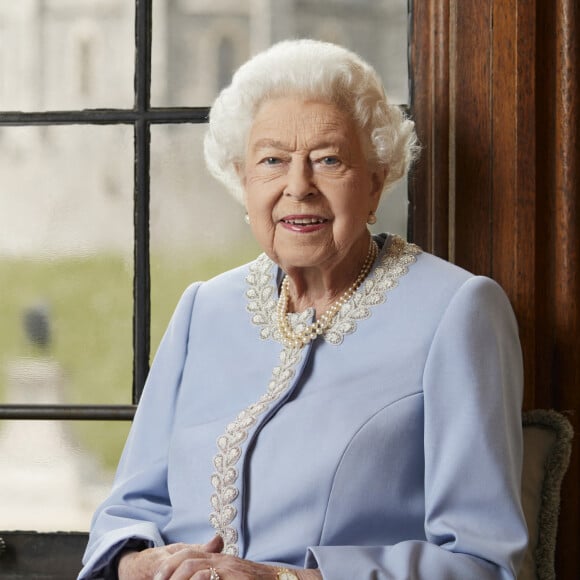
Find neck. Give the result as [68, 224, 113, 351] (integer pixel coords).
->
[276, 236, 378, 348]
[284, 234, 374, 316]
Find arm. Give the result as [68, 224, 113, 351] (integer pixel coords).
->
[78, 283, 202, 579]
[306, 276, 528, 579]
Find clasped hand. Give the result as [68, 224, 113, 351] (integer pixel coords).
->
[117, 534, 314, 580]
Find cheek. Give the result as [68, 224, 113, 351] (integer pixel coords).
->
[245, 195, 276, 237]
[244, 176, 282, 214]
[245, 166, 284, 186]
[325, 182, 371, 223]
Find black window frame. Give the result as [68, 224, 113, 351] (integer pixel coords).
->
[0, 0, 206, 422]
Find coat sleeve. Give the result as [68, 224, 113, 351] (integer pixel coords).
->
[306, 276, 528, 579]
[78, 282, 202, 579]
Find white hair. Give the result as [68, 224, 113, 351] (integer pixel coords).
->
[204, 39, 419, 203]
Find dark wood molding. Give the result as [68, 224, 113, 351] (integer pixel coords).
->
[411, 0, 579, 576]
[408, 0, 450, 257]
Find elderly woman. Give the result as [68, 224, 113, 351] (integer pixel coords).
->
[79, 40, 527, 579]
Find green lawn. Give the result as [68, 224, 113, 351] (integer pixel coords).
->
[0, 245, 259, 471]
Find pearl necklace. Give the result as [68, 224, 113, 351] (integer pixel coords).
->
[276, 238, 378, 348]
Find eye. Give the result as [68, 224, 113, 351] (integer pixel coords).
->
[261, 156, 282, 166]
[320, 156, 340, 166]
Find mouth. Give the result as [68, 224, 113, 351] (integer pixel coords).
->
[278, 215, 329, 234]
[280, 216, 328, 226]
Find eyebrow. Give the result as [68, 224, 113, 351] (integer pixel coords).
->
[250, 138, 343, 152]
[251, 139, 292, 151]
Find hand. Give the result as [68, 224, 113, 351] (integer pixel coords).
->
[118, 535, 223, 580]
[118, 534, 322, 580]
[150, 535, 275, 580]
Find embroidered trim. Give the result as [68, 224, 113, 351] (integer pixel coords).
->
[324, 235, 420, 344]
[246, 234, 420, 345]
[209, 234, 420, 555]
[208, 345, 303, 555]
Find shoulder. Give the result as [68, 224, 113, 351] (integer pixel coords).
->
[194, 256, 259, 301]
[381, 234, 472, 307]
[411, 251, 515, 323]
[379, 233, 472, 287]
[410, 247, 473, 289]
[380, 234, 516, 331]
[174, 255, 270, 323]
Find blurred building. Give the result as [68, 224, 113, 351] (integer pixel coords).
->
[0, 0, 408, 258]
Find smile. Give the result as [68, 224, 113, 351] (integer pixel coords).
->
[279, 216, 329, 234]
[281, 216, 328, 225]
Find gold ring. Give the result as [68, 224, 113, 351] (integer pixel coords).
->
[209, 567, 221, 580]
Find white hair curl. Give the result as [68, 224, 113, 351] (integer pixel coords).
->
[204, 39, 419, 203]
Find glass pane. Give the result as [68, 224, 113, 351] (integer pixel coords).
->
[149, 124, 407, 354]
[152, 0, 409, 107]
[0, 126, 134, 405]
[150, 124, 261, 353]
[372, 177, 408, 239]
[0, 419, 129, 531]
[0, 2, 134, 111]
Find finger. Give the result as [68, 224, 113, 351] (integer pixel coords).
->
[163, 558, 202, 580]
[165, 543, 196, 555]
[154, 547, 212, 580]
[203, 535, 224, 554]
[191, 567, 221, 580]
[165, 559, 223, 580]
[205, 566, 222, 580]
[153, 551, 195, 580]
[164, 544, 209, 559]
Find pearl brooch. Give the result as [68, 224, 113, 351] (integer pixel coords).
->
[276, 237, 378, 348]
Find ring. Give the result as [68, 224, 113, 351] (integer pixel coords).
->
[209, 567, 221, 580]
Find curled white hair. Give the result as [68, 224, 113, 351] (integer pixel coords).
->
[204, 39, 419, 203]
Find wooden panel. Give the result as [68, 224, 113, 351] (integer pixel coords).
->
[452, 0, 493, 274]
[408, 0, 450, 257]
[411, 0, 579, 576]
[536, 1, 580, 575]
[490, 0, 538, 409]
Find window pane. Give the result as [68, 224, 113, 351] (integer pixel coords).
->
[0, 2, 134, 111]
[0, 419, 129, 531]
[372, 177, 408, 239]
[150, 124, 261, 354]
[0, 126, 134, 405]
[152, 0, 409, 107]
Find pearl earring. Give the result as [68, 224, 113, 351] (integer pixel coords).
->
[244, 213, 250, 225]
[367, 211, 377, 225]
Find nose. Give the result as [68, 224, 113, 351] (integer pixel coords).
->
[284, 158, 317, 199]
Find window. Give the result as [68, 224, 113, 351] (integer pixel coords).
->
[0, 1, 410, 574]
[76, 36, 95, 98]
[217, 36, 235, 92]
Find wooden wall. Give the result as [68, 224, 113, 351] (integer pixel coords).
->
[410, 1, 579, 576]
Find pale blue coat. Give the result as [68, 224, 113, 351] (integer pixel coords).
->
[79, 234, 527, 579]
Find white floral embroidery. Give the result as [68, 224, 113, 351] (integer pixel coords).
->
[209, 345, 303, 555]
[247, 235, 420, 345]
[209, 235, 420, 555]
[324, 235, 420, 344]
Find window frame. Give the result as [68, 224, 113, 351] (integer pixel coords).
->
[0, 0, 209, 422]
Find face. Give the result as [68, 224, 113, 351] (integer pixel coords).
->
[239, 97, 386, 276]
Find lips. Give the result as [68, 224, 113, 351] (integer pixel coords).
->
[280, 215, 328, 225]
[278, 214, 329, 233]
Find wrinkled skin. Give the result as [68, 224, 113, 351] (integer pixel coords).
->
[118, 535, 321, 580]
